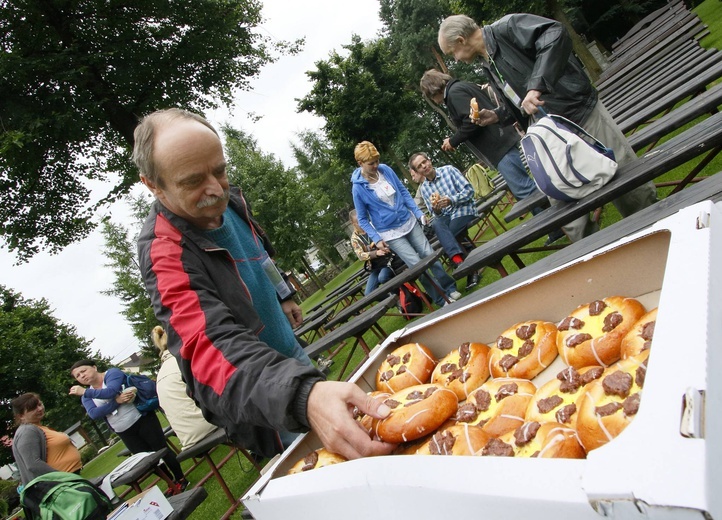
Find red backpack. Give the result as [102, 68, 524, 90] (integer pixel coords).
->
[397, 283, 424, 320]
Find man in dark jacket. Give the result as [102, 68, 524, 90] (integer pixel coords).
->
[135, 108, 394, 460]
[438, 13, 657, 241]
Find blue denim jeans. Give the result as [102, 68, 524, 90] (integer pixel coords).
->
[365, 266, 394, 295]
[431, 213, 478, 258]
[497, 148, 539, 201]
[386, 222, 458, 305]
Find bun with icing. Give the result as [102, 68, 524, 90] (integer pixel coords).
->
[287, 448, 347, 475]
[453, 377, 536, 437]
[373, 384, 458, 443]
[556, 297, 646, 369]
[526, 365, 604, 428]
[481, 421, 585, 459]
[621, 308, 657, 359]
[489, 320, 558, 379]
[431, 342, 490, 400]
[575, 350, 649, 452]
[376, 343, 437, 393]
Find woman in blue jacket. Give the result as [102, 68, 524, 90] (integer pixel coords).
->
[69, 360, 188, 495]
[351, 141, 461, 306]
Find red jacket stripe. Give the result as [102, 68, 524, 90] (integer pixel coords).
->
[150, 214, 236, 395]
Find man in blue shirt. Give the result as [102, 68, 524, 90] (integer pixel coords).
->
[411, 152, 481, 288]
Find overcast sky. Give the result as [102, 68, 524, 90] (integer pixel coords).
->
[0, 0, 384, 363]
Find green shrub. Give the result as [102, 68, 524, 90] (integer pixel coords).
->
[79, 444, 98, 465]
[0, 479, 19, 515]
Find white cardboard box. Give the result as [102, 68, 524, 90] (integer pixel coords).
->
[244, 201, 722, 520]
[107, 486, 173, 520]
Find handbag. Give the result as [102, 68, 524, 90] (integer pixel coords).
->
[519, 107, 618, 202]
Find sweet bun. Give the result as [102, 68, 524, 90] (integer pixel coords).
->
[526, 365, 604, 428]
[376, 343, 437, 393]
[575, 350, 649, 452]
[482, 422, 585, 458]
[453, 378, 536, 437]
[373, 384, 458, 443]
[621, 308, 657, 359]
[431, 342, 491, 400]
[489, 320, 558, 379]
[287, 448, 347, 475]
[354, 390, 391, 436]
[470, 97, 480, 120]
[411, 423, 491, 456]
[557, 297, 646, 369]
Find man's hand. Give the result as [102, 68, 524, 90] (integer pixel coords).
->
[522, 89, 545, 115]
[441, 138, 455, 152]
[281, 300, 303, 328]
[69, 385, 85, 397]
[471, 108, 499, 126]
[306, 381, 396, 460]
[432, 196, 451, 212]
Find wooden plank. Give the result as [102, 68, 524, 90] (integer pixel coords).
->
[598, 13, 701, 85]
[617, 60, 722, 132]
[454, 112, 722, 278]
[628, 83, 722, 151]
[610, 0, 687, 53]
[600, 45, 705, 108]
[607, 50, 722, 118]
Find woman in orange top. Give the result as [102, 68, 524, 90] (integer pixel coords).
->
[11, 393, 83, 485]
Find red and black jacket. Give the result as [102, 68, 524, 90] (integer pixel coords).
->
[138, 186, 324, 457]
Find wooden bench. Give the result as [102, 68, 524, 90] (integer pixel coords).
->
[428, 170, 722, 329]
[304, 294, 398, 380]
[453, 111, 722, 279]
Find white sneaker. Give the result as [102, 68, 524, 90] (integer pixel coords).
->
[449, 291, 462, 300]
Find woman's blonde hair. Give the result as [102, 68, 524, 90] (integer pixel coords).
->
[152, 325, 167, 353]
[354, 141, 380, 163]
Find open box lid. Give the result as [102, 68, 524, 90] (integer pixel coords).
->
[244, 201, 722, 519]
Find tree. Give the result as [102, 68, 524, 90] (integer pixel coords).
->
[0, 286, 107, 466]
[292, 130, 354, 260]
[297, 36, 419, 179]
[99, 195, 159, 364]
[0, 0, 302, 261]
[223, 126, 314, 271]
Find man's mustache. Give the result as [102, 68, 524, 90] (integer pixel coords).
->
[197, 189, 230, 209]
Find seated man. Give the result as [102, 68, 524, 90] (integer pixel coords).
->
[410, 152, 480, 288]
[349, 209, 394, 295]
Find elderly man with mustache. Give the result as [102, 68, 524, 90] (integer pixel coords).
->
[135, 109, 394, 462]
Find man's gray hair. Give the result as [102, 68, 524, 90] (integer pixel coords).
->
[132, 108, 218, 187]
[438, 14, 479, 52]
[408, 152, 429, 172]
[420, 69, 452, 99]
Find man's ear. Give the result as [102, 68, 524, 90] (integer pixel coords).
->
[140, 175, 162, 197]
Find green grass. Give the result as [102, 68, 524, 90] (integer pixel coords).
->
[696, 0, 722, 50]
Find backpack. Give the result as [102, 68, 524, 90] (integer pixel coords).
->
[397, 283, 424, 320]
[465, 163, 494, 199]
[20, 471, 112, 520]
[125, 373, 160, 414]
[519, 109, 618, 202]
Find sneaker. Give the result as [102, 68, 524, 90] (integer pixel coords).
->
[449, 291, 462, 301]
[178, 479, 191, 493]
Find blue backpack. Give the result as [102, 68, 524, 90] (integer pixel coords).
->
[125, 373, 160, 413]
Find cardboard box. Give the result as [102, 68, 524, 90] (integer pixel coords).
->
[243, 201, 722, 519]
[107, 486, 173, 520]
